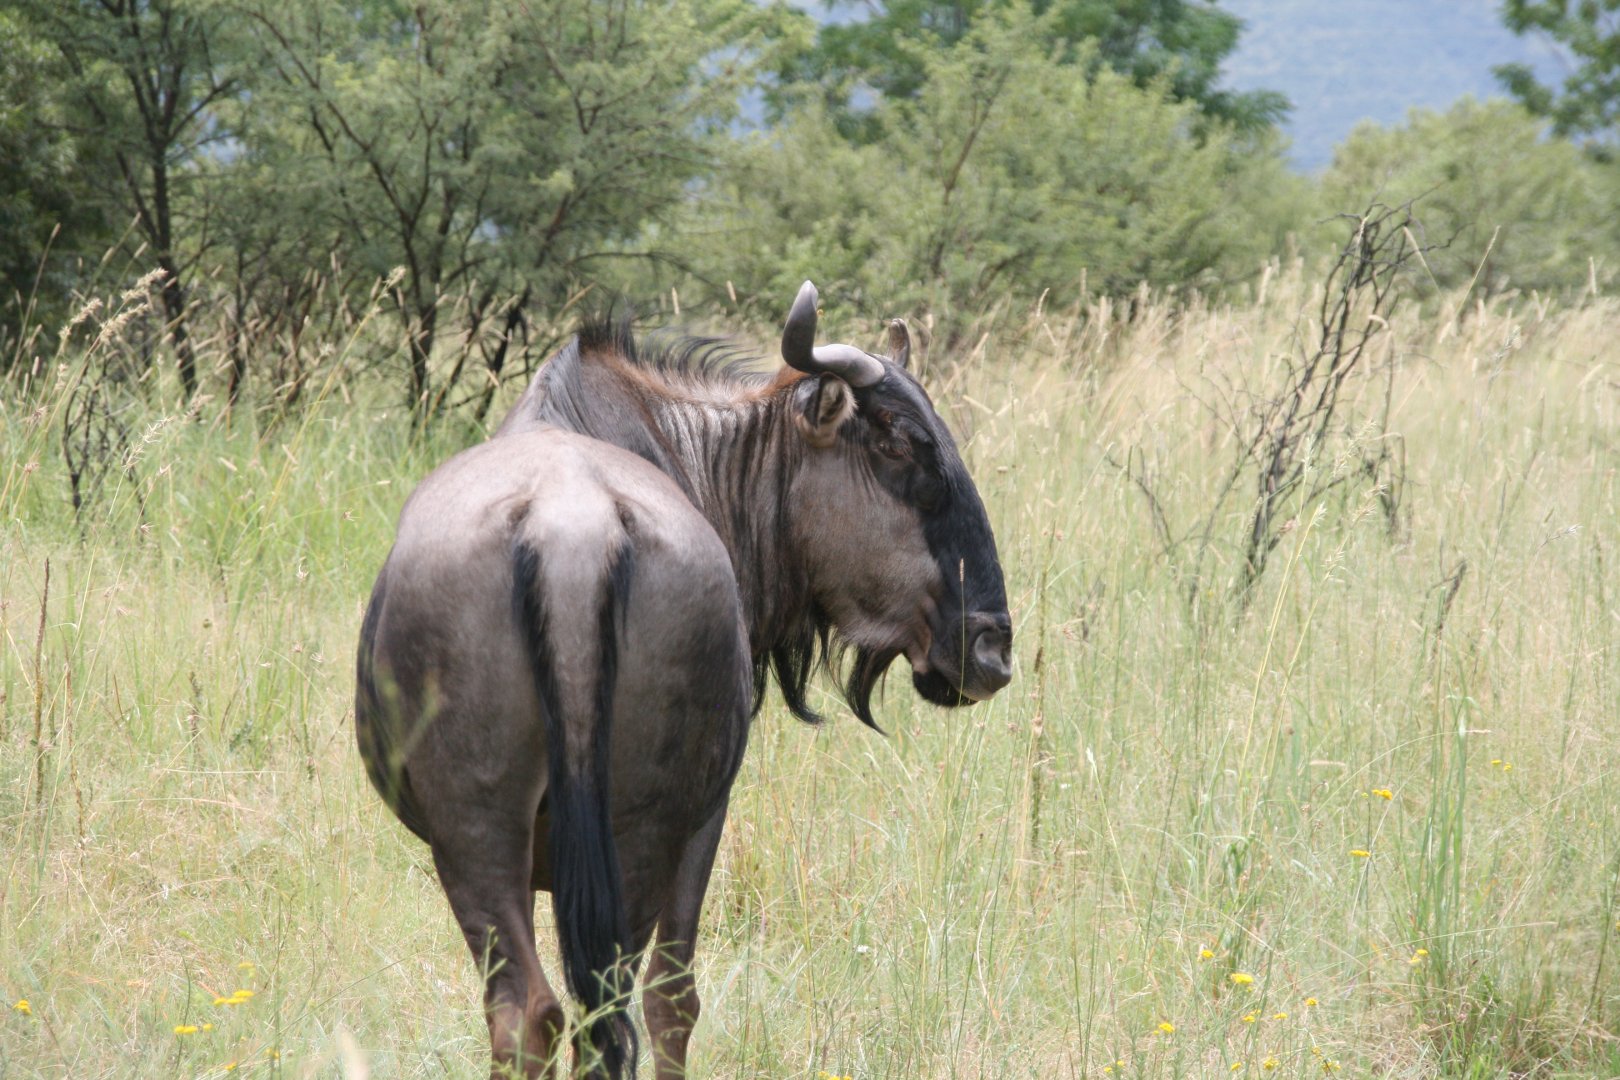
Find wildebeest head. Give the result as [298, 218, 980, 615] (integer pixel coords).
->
[779, 281, 1012, 725]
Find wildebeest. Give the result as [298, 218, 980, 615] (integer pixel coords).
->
[355, 281, 1012, 1078]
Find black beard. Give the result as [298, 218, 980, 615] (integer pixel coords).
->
[911, 666, 971, 709]
[843, 646, 900, 732]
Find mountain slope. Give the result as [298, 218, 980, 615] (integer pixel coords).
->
[1219, 0, 1567, 170]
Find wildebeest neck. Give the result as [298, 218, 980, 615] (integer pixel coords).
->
[642, 385, 813, 659]
[498, 334, 820, 672]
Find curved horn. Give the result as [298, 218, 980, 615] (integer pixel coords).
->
[781, 280, 885, 388]
[810, 343, 885, 386]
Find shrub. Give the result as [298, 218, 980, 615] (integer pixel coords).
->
[1318, 97, 1614, 297]
[676, 4, 1309, 326]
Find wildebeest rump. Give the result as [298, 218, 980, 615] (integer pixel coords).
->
[355, 282, 1013, 1078]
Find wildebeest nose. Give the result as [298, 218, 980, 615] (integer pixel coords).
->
[969, 616, 1013, 692]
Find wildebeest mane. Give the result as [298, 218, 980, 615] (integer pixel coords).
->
[576, 317, 773, 390]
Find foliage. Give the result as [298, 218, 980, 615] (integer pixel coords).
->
[775, 0, 1288, 139]
[0, 0, 775, 415]
[0, 0, 1314, 412]
[235, 0, 769, 420]
[1497, 0, 1620, 145]
[0, 12, 112, 355]
[684, 4, 1308, 326]
[1318, 98, 1614, 296]
[5, 0, 247, 396]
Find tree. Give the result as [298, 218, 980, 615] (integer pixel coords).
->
[186, 121, 352, 410]
[775, 0, 1287, 139]
[0, 11, 112, 358]
[8, 0, 244, 398]
[684, 3, 1305, 323]
[1318, 98, 1612, 296]
[241, 0, 769, 422]
[1497, 1, 1620, 149]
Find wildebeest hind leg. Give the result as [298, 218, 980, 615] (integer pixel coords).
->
[641, 803, 728, 1080]
[429, 817, 564, 1079]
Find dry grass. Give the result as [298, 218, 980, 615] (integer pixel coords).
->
[3, 264, 1619, 1078]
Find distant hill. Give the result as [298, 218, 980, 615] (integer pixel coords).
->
[1219, 0, 1568, 171]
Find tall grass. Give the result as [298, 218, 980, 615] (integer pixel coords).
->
[2, 266, 1618, 1078]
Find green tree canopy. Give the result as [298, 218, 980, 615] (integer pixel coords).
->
[7, 0, 246, 394]
[1318, 97, 1613, 296]
[775, 0, 1287, 139]
[234, 0, 770, 417]
[0, 0, 1306, 412]
[685, 3, 1305, 323]
[0, 11, 112, 353]
[1497, 0, 1620, 148]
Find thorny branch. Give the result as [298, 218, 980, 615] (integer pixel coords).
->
[1122, 202, 1430, 612]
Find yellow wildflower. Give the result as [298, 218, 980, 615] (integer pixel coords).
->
[173, 1024, 199, 1035]
[1271, 1012, 1288, 1020]
[1230, 972, 1255, 986]
[1409, 948, 1429, 965]
[1158, 1021, 1175, 1035]
[1305, 998, 1318, 1007]
[213, 997, 230, 1006]
[201, 1023, 214, 1032]
[1242, 1012, 1258, 1024]
[1231, 1064, 1245, 1072]
[1201, 948, 1215, 960]
[224, 1065, 238, 1073]
[1322, 1061, 1342, 1073]
[1262, 1058, 1279, 1071]
[1311, 1046, 1323, 1057]
[11, 999, 30, 1016]
[237, 961, 255, 971]
[1349, 849, 1371, 858]
[1372, 788, 1393, 800]
[1102, 1069, 1112, 1076]
[1502, 762, 1513, 772]
[230, 989, 254, 1000]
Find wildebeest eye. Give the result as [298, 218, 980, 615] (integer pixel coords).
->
[875, 434, 910, 461]
[872, 410, 931, 463]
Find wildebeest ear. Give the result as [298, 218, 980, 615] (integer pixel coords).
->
[887, 318, 912, 370]
[793, 373, 855, 448]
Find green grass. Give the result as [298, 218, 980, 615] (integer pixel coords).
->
[3, 272, 1619, 1078]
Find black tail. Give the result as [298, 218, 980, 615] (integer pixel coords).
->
[513, 538, 638, 1079]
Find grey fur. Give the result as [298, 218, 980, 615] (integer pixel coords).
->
[355, 282, 1011, 1079]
